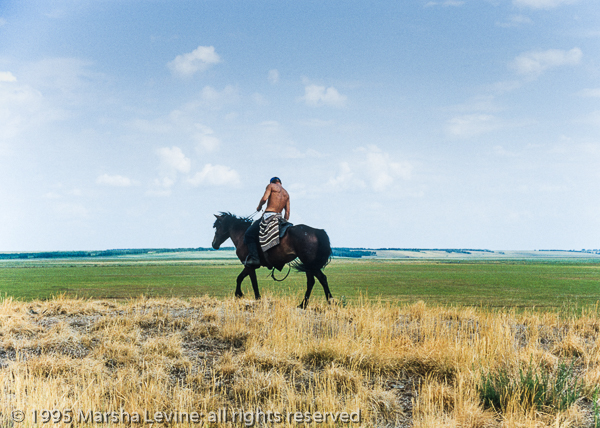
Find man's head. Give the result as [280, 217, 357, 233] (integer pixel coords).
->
[270, 177, 281, 184]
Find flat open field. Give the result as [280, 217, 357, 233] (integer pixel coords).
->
[1, 256, 600, 311]
[2, 256, 600, 427]
[2, 295, 600, 427]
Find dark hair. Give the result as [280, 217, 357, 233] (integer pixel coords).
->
[270, 177, 281, 184]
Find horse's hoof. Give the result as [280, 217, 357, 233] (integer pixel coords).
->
[255, 295, 261, 300]
[235, 293, 244, 299]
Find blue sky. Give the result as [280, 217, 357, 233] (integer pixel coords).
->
[1, 0, 599, 251]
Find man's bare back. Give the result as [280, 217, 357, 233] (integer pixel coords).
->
[257, 181, 290, 220]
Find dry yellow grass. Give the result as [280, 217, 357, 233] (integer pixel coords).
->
[0, 295, 598, 427]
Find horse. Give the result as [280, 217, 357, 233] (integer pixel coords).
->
[212, 212, 333, 308]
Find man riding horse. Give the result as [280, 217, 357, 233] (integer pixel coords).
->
[212, 176, 332, 307]
[243, 177, 290, 267]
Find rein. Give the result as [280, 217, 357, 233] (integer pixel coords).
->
[245, 210, 261, 221]
[268, 265, 292, 282]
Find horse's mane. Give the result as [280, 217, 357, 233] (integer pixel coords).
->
[214, 212, 253, 231]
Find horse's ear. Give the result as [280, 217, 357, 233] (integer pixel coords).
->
[214, 214, 221, 219]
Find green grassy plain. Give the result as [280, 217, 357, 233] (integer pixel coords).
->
[1, 257, 600, 311]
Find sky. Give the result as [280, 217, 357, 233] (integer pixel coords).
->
[1, 0, 599, 251]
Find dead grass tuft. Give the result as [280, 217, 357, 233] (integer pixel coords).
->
[551, 331, 586, 359]
[368, 386, 404, 424]
[142, 333, 183, 359]
[241, 348, 303, 375]
[299, 342, 340, 367]
[324, 364, 361, 394]
[185, 321, 220, 339]
[215, 350, 238, 378]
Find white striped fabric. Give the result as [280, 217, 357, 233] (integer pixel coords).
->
[259, 213, 282, 251]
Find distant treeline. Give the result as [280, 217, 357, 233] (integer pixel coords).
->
[0, 247, 496, 260]
[1, 247, 376, 260]
[0, 247, 235, 260]
[331, 248, 377, 258]
[376, 248, 493, 254]
[538, 249, 600, 253]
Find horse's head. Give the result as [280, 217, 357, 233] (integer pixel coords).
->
[212, 214, 230, 249]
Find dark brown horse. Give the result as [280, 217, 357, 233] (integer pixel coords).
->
[212, 212, 333, 308]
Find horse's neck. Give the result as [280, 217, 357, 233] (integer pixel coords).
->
[228, 228, 246, 249]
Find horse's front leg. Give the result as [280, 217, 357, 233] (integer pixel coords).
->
[248, 268, 261, 300]
[235, 267, 250, 298]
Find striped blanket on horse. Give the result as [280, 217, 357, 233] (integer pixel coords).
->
[259, 213, 284, 252]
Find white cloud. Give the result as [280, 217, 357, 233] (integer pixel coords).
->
[577, 110, 600, 127]
[199, 85, 238, 109]
[258, 120, 281, 133]
[446, 114, 502, 138]
[130, 118, 172, 134]
[193, 124, 220, 152]
[255, 121, 319, 157]
[188, 164, 240, 187]
[96, 174, 135, 187]
[577, 88, 600, 98]
[252, 93, 268, 106]
[156, 146, 191, 174]
[425, 1, 465, 6]
[43, 192, 62, 200]
[493, 145, 519, 157]
[496, 15, 533, 28]
[300, 84, 347, 107]
[487, 80, 523, 94]
[0, 71, 17, 82]
[268, 69, 279, 84]
[327, 146, 412, 192]
[132, 111, 224, 152]
[23, 58, 105, 101]
[255, 120, 294, 144]
[510, 48, 582, 79]
[300, 118, 336, 127]
[0, 59, 103, 146]
[53, 202, 89, 219]
[360, 146, 412, 191]
[277, 145, 324, 159]
[327, 162, 366, 190]
[0, 81, 51, 140]
[147, 176, 176, 196]
[513, 0, 576, 9]
[167, 45, 221, 77]
[448, 95, 500, 114]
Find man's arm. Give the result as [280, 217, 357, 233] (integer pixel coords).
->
[284, 198, 290, 221]
[256, 185, 272, 211]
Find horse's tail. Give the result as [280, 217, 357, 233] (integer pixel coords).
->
[314, 229, 333, 270]
[294, 228, 332, 273]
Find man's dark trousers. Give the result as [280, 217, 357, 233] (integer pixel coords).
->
[244, 219, 261, 266]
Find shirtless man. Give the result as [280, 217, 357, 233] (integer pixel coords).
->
[244, 177, 290, 267]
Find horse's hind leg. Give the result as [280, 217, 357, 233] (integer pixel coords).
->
[299, 272, 316, 309]
[235, 267, 250, 298]
[248, 268, 261, 300]
[315, 270, 333, 303]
